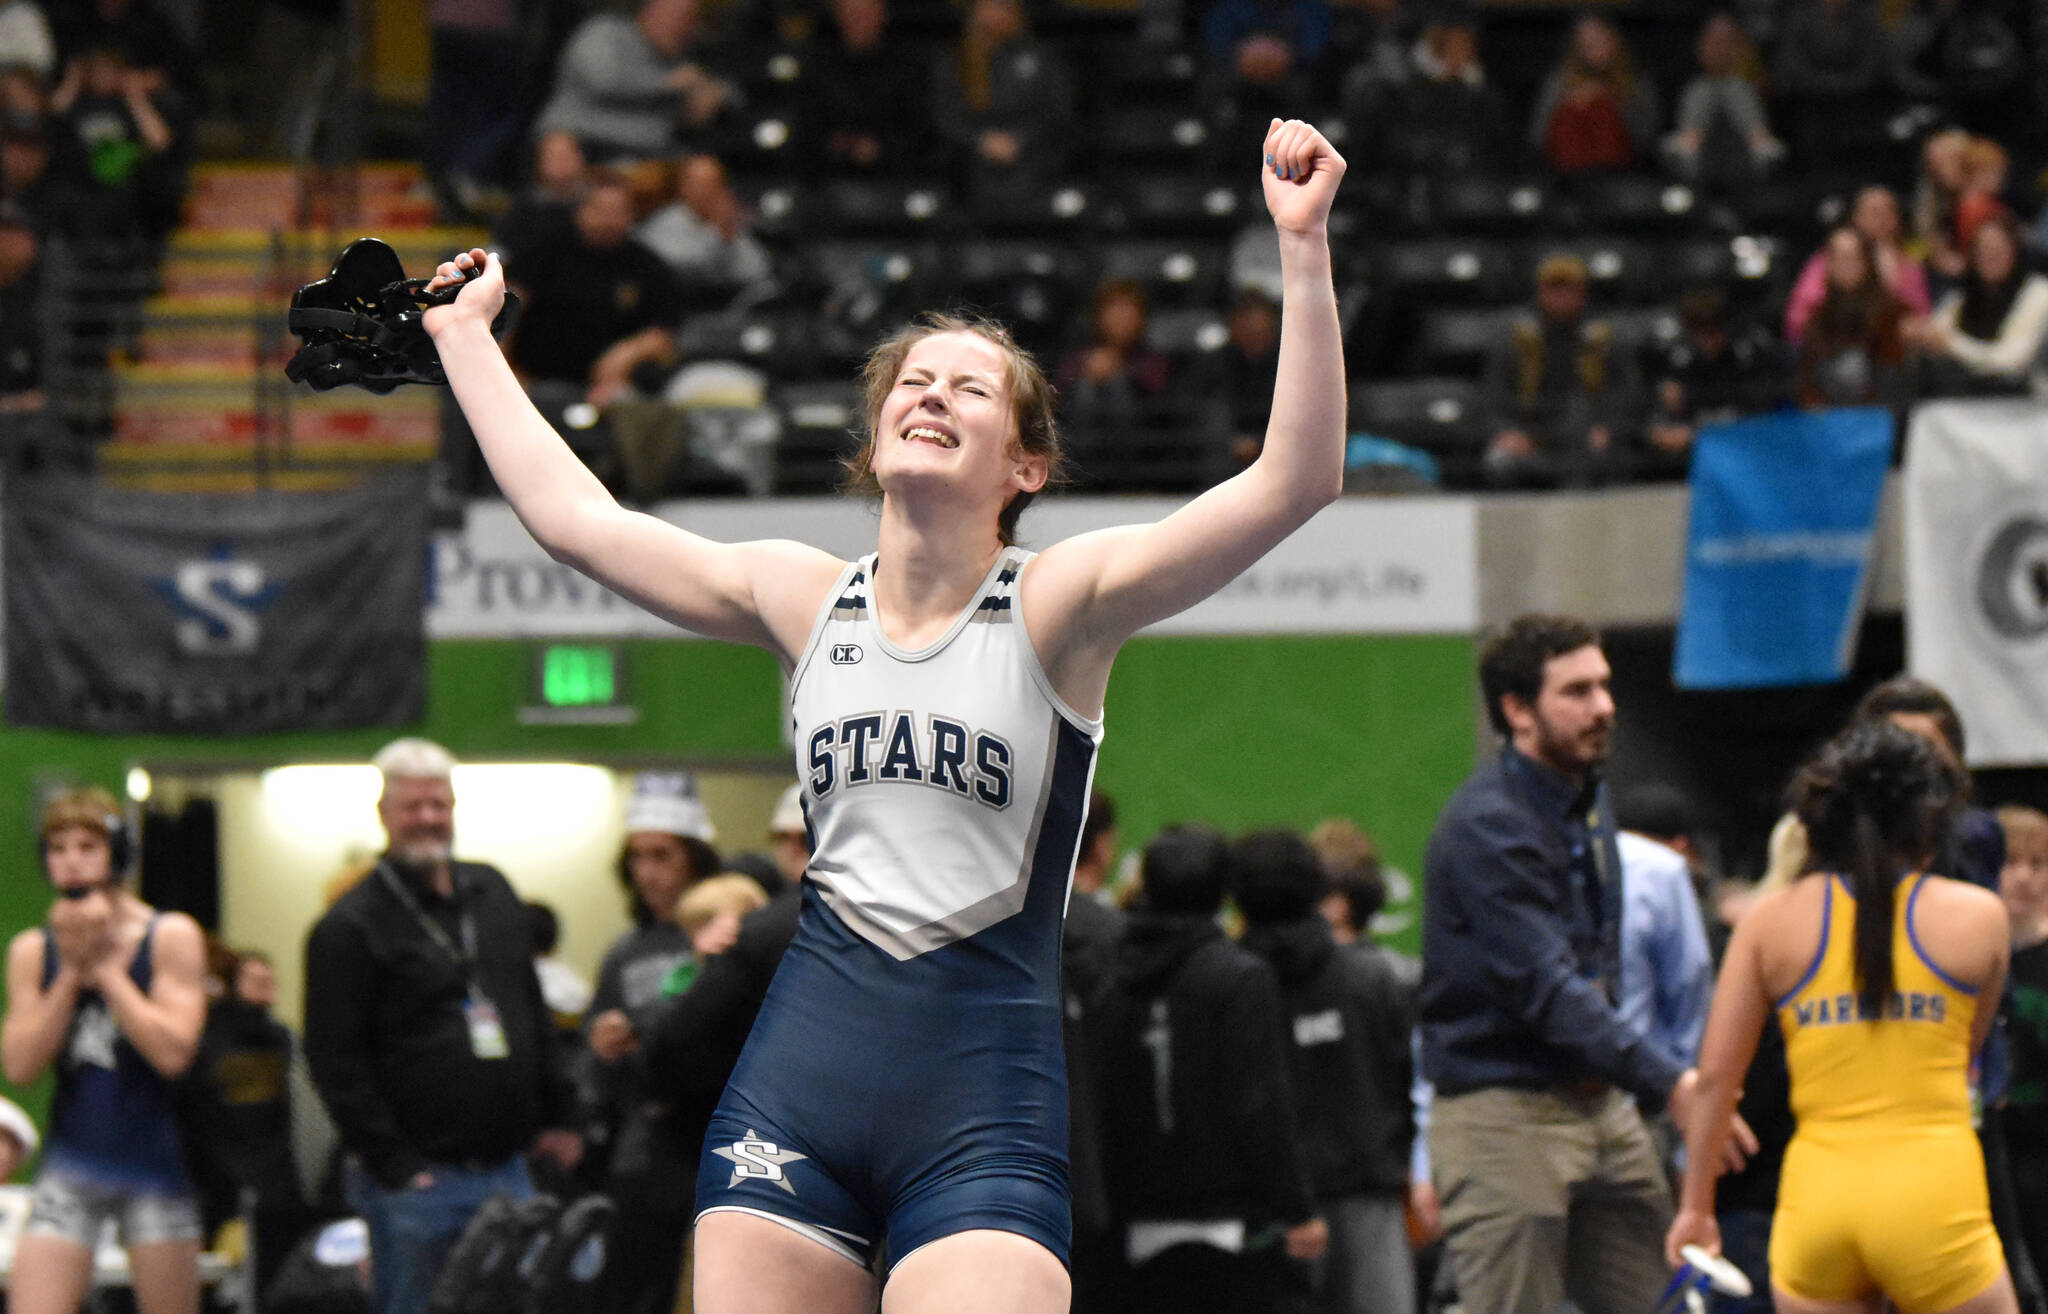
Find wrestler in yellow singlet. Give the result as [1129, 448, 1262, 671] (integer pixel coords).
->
[1769, 873, 2005, 1312]
[1667, 720, 2015, 1314]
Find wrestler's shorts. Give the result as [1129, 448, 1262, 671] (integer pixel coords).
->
[1771, 1131, 2006, 1313]
[694, 1105, 1071, 1275]
[27, 1165, 203, 1248]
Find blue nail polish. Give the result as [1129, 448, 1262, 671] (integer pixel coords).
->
[1264, 153, 1275, 166]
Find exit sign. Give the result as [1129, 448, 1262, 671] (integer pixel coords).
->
[521, 644, 637, 725]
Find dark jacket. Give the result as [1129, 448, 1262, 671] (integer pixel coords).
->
[179, 998, 299, 1229]
[1095, 911, 1315, 1229]
[505, 235, 684, 385]
[582, 922, 693, 1183]
[805, 33, 933, 174]
[1063, 892, 1125, 1239]
[1240, 916, 1414, 1200]
[303, 859, 574, 1188]
[641, 887, 802, 1146]
[1418, 749, 1685, 1109]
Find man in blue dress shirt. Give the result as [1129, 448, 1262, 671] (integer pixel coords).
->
[1614, 784, 1713, 1073]
[1418, 614, 1744, 1314]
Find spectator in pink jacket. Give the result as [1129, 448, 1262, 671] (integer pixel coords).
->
[1785, 184, 1930, 342]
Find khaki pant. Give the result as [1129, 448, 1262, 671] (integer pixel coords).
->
[1429, 1086, 1673, 1314]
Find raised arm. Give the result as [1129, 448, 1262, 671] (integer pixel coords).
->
[1024, 120, 1346, 705]
[422, 253, 843, 662]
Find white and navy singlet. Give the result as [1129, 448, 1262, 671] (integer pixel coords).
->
[695, 547, 1103, 1272]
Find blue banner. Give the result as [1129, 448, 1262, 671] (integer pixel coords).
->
[1675, 408, 1892, 689]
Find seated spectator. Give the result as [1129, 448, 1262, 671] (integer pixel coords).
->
[1480, 254, 1640, 490]
[1771, 0, 1885, 98]
[1530, 15, 1659, 176]
[1912, 127, 1971, 280]
[806, 0, 930, 175]
[0, 0, 54, 82]
[54, 0, 198, 112]
[1188, 288, 1281, 478]
[1890, 0, 2023, 120]
[1369, 17, 1510, 177]
[1056, 278, 1172, 483]
[1330, 0, 1406, 111]
[931, 0, 1074, 206]
[1794, 225, 1907, 408]
[1786, 185, 1929, 342]
[1643, 287, 1785, 480]
[0, 107, 68, 237]
[0, 201, 40, 416]
[1907, 215, 2048, 398]
[0, 64, 37, 116]
[504, 172, 683, 457]
[534, 0, 738, 163]
[494, 131, 586, 272]
[1662, 13, 1783, 190]
[1952, 134, 2010, 255]
[1203, 0, 1333, 143]
[633, 153, 775, 310]
[49, 41, 187, 248]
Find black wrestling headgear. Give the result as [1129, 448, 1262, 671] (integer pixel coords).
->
[285, 238, 521, 394]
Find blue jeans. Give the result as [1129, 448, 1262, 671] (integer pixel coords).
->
[345, 1156, 533, 1314]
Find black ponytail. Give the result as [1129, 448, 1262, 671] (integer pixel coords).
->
[1845, 811, 1895, 1008]
[1791, 720, 1963, 1015]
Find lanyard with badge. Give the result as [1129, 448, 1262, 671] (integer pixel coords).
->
[376, 862, 510, 1060]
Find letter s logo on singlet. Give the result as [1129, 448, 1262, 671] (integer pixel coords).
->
[712, 1129, 807, 1194]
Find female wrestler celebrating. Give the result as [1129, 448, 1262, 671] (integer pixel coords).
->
[1666, 721, 2016, 1314]
[422, 118, 1345, 1314]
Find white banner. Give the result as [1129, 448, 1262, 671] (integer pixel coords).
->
[1903, 399, 2048, 766]
[428, 496, 1478, 639]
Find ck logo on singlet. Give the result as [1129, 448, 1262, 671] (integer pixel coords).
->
[830, 644, 864, 665]
[712, 1129, 806, 1193]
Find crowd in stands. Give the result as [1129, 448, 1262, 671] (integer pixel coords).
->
[350, 0, 2048, 494]
[0, 0, 199, 440]
[0, 0, 2043, 489]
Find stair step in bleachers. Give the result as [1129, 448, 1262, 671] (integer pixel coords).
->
[102, 162, 483, 472]
[179, 163, 443, 234]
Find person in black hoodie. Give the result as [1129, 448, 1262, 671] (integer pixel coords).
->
[1095, 824, 1326, 1314]
[181, 950, 313, 1304]
[1231, 828, 1417, 1314]
[1063, 792, 1125, 1314]
[640, 884, 803, 1184]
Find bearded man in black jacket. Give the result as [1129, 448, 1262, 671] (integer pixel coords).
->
[1232, 829, 1417, 1314]
[1095, 824, 1326, 1314]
